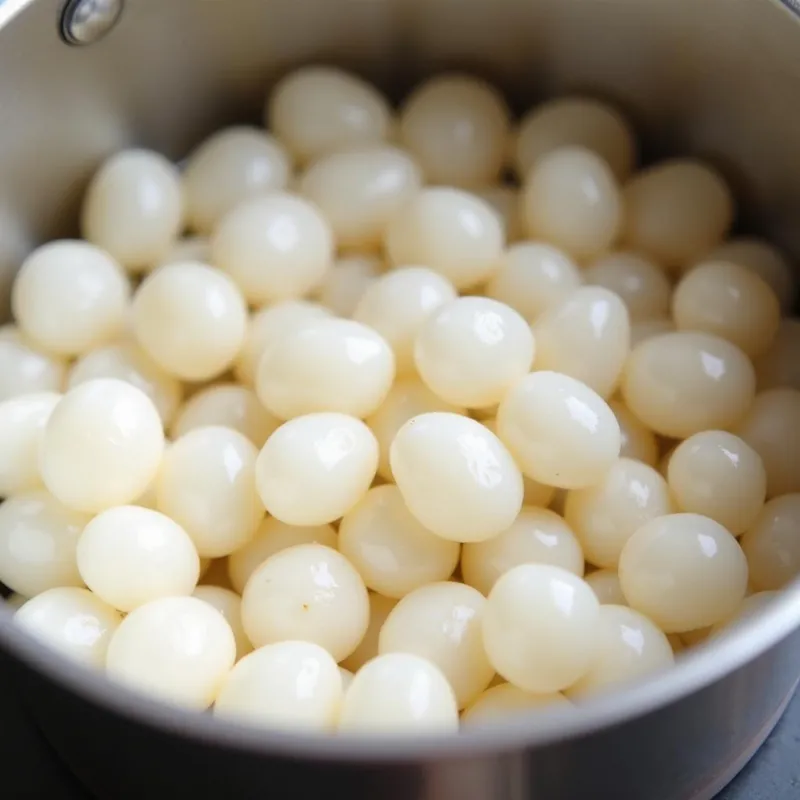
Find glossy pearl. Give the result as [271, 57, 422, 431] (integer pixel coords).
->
[462, 683, 572, 725]
[585, 569, 627, 605]
[339, 592, 398, 673]
[315, 255, 383, 318]
[608, 399, 659, 467]
[192, 585, 253, 660]
[0, 327, 66, 401]
[741, 494, 800, 591]
[755, 319, 800, 391]
[157, 237, 211, 270]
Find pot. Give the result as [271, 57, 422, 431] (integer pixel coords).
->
[1, 0, 800, 798]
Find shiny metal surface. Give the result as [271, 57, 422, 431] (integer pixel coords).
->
[60, 0, 124, 45]
[0, 0, 799, 797]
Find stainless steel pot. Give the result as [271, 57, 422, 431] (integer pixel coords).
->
[1, 1, 800, 798]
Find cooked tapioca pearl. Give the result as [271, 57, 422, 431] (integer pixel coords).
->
[81, 150, 183, 272]
[214, 640, 341, 731]
[12, 241, 130, 357]
[241, 543, 368, 660]
[340, 592, 397, 672]
[14, 587, 122, 668]
[630, 318, 675, 348]
[462, 507, 584, 596]
[621, 160, 734, 270]
[618, 513, 748, 633]
[741, 494, 800, 591]
[315, 255, 383, 317]
[106, 596, 236, 709]
[211, 194, 333, 306]
[40, 379, 164, 513]
[0, 327, 66, 400]
[532, 287, 630, 399]
[132, 262, 247, 382]
[515, 97, 635, 182]
[585, 569, 627, 605]
[482, 564, 600, 693]
[496, 371, 621, 489]
[192, 586, 253, 660]
[354, 267, 458, 376]
[608, 400, 659, 467]
[338, 485, 460, 599]
[338, 652, 458, 733]
[522, 147, 622, 260]
[183, 127, 291, 234]
[755, 319, 800, 391]
[156, 426, 263, 558]
[385, 188, 504, 291]
[476, 186, 523, 242]
[76, 506, 199, 612]
[462, 684, 572, 725]
[667, 431, 766, 534]
[157, 237, 211, 269]
[710, 591, 779, 638]
[621, 332, 756, 439]
[256, 318, 395, 420]
[267, 66, 392, 164]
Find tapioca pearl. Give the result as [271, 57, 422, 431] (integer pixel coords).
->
[585, 569, 627, 605]
[475, 186, 524, 243]
[629, 318, 675, 348]
[340, 592, 398, 673]
[608, 400, 659, 467]
[755, 319, 800, 392]
[314, 255, 383, 318]
[0, 326, 67, 400]
[191, 586, 253, 660]
[462, 684, 573, 726]
[618, 513, 748, 633]
[741, 494, 800, 591]
[339, 667, 355, 692]
[157, 237, 211, 270]
[709, 591, 779, 641]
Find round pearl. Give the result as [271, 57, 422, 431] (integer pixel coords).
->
[710, 591, 779, 638]
[532, 287, 630, 399]
[132, 262, 247, 382]
[462, 507, 584, 596]
[339, 667, 354, 692]
[14, 587, 122, 668]
[630, 318, 675, 348]
[0, 327, 66, 401]
[522, 147, 622, 260]
[214, 640, 341, 731]
[585, 569, 627, 605]
[156, 426, 264, 558]
[256, 318, 395, 420]
[40, 379, 164, 513]
[157, 237, 211, 270]
[338, 652, 458, 733]
[241, 543, 368, 661]
[340, 592, 397, 673]
[354, 267, 458, 376]
[385, 188, 504, 291]
[105, 596, 236, 709]
[81, 149, 183, 272]
[482, 564, 600, 693]
[192, 586, 253, 660]
[315, 255, 383, 318]
[12, 241, 130, 357]
[755, 319, 800, 391]
[183, 126, 291, 234]
[608, 400, 659, 467]
[76, 506, 200, 612]
[566, 605, 674, 699]
[621, 332, 756, 438]
[618, 513, 748, 633]
[741, 494, 800, 591]
[476, 186, 523, 243]
[462, 684, 572, 725]
[390, 412, 523, 543]
[496, 371, 621, 489]
[255, 413, 378, 526]
[338, 485, 460, 599]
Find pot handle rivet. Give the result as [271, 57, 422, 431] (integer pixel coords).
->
[60, 0, 125, 46]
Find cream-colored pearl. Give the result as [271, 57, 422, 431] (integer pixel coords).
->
[608, 400, 659, 467]
[315, 255, 383, 318]
[385, 188, 504, 291]
[339, 667, 354, 692]
[340, 592, 398, 673]
[390, 412, 523, 543]
[496, 371, 621, 489]
[192, 585, 253, 660]
[40, 379, 164, 514]
[585, 569, 627, 605]
[12, 241, 130, 357]
[338, 485, 460, 599]
[755, 319, 800, 391]
[255, 413, 378, 526]
[621, 332, 756, 438]
[0, 327, 66, 401]
[741, 494, 800, 590]
[710, 591, 779, 638]
[476, 186, 523, 243]
[630, 318, 675, 348]
[241, 543, 368, 661]
[618, 513, 748, 633]
[462, 684, 572, 725]
[157, 237, 211, 270]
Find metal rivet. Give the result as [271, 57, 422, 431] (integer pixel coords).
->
[60, 0, 125, 46]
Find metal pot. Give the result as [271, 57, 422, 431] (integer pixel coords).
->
[1, 0, 800, 798]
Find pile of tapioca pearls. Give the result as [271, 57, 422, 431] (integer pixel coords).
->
[0, 64, 799, 735]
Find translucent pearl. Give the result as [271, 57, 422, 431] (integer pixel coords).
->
[182, 127, 291, 234]
[256, 318, 395, 420]
[12, 241, 130, 357]
[710, 591, 779, 638]
[156, 426, 264, 558]
[755, 319, 800, 391]
[532, 287, 630, 398]
[630, 318, 675, 348]
[157, 237, 211, 270]
[385, 188, 504, 291]
[566, 605, 674, 699]
[741, 494, 800, 590]
[565, 458, 674, 569]
[241, 543, 368, 661]
[668, 431, 766, 534]
[340, 592, 397, 673]
[255, 413, 378, 526]
[14, 587, 122, 668]
[132, 262, 247, 382]
[76, 506, 199, 612]
[40, 379, 164, 513]
[462, 684, 572, 725]
[522, 147, 622, 260]
[476, 186, 523, 243]
[482, 564, 600, 693]
[192, 586, 253, 660]
[608, 400, 659, 467]
[338, 485, 460, 599]
[390, 412, 523, 543]
[621, 160, 734, 270]
[338, 653, 458, 733]
[214, 640, 341, 731]
[105, 596, 236, 709]
[314, 255, 383, 318]
[621, 332, 756, 438]
[0, 327, 66, 400]
[462, 507, 584, 596]
[485, 243, 582, 324]
[496, 371, 621, 489]
[618, 513, 748, 633]
[585, 569, 627, 605]
[81, 150, 183, 272]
